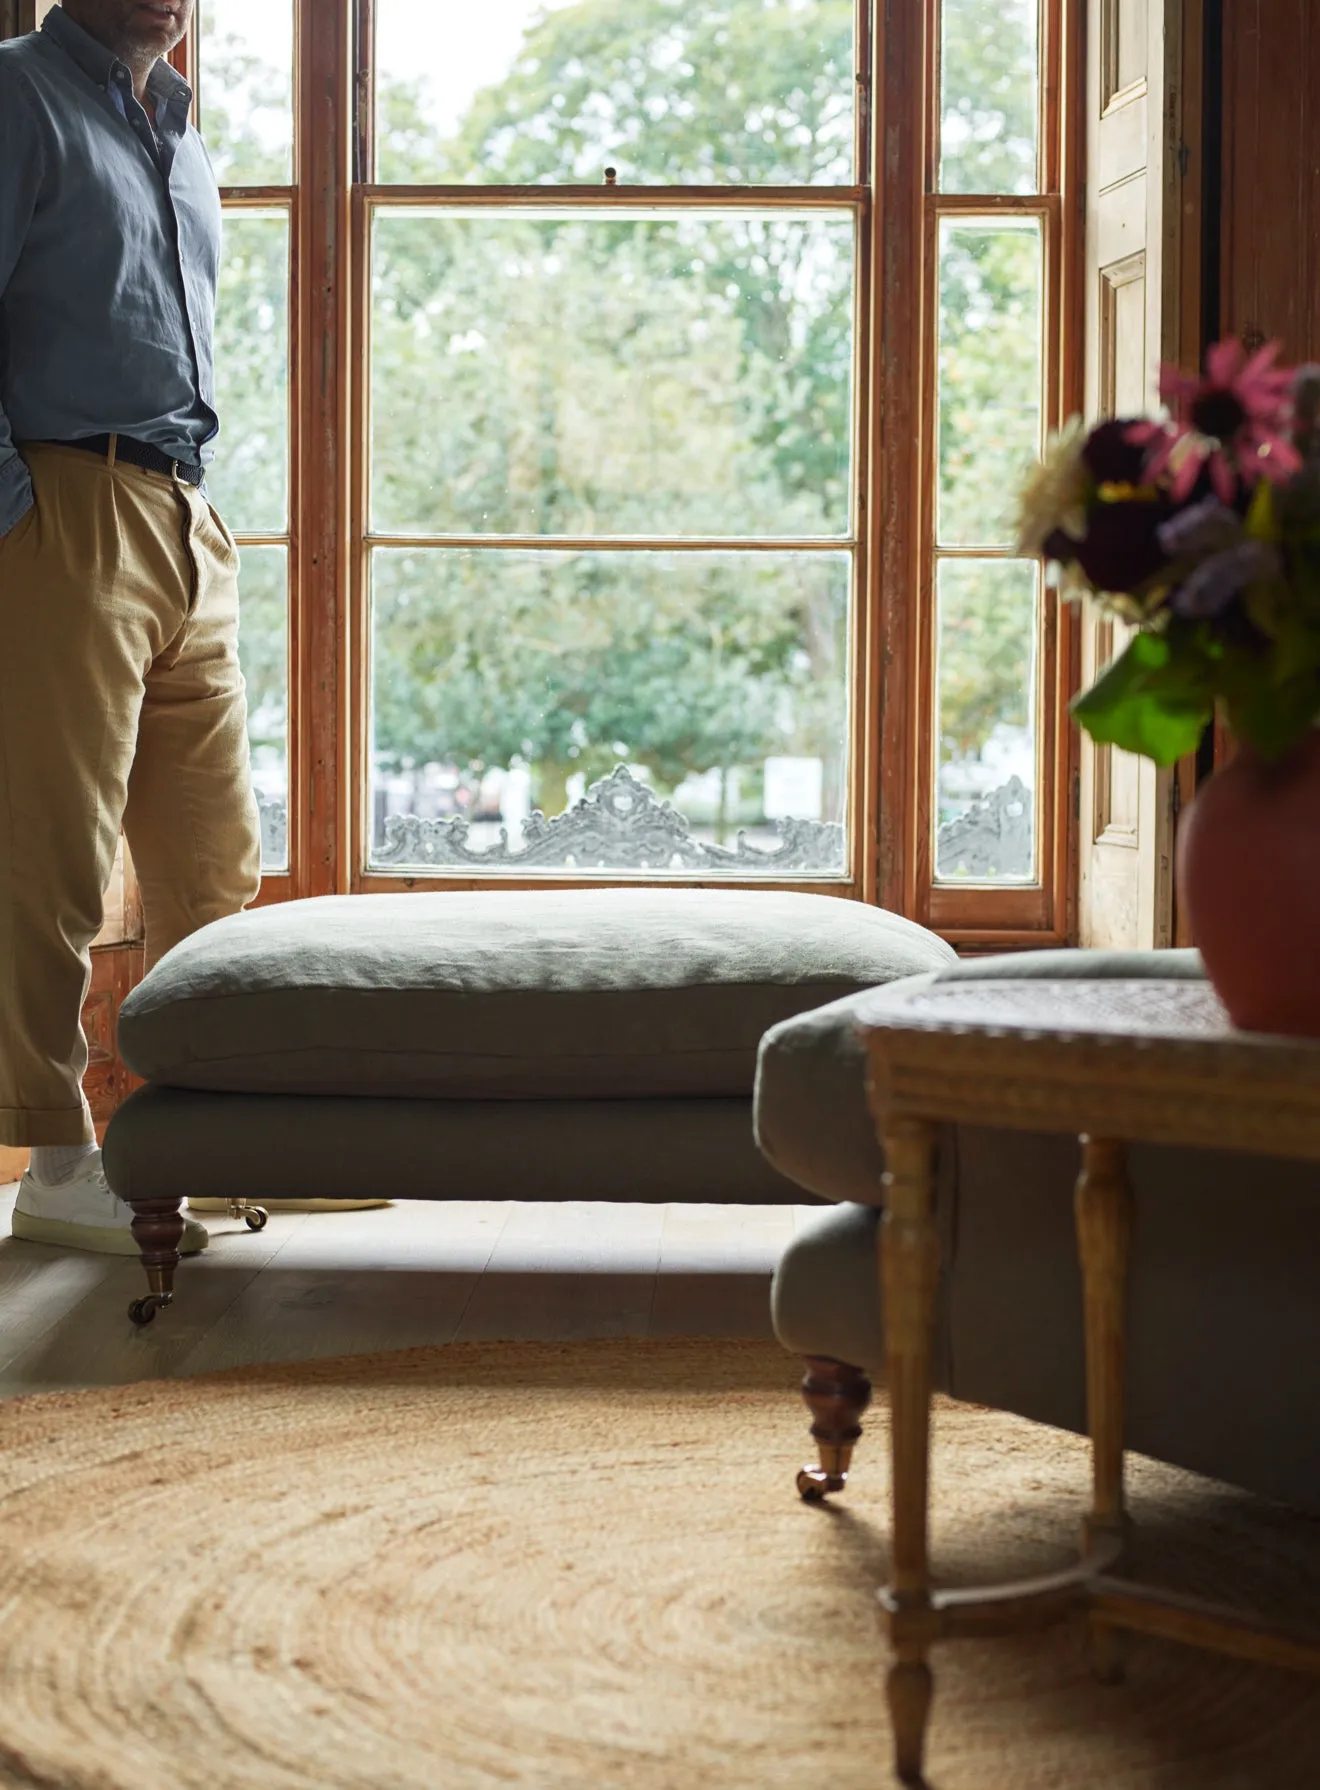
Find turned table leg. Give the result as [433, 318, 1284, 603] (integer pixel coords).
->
[127, 1197, 185, 1327]
[1075, 1134, 1134, 1682]
[879, 1117, 940, 1787]
[796, 1357, 873, 1500]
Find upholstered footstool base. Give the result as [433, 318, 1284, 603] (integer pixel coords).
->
[105, 1088, 806, 1207]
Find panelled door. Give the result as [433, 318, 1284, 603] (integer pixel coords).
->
[1077, 0, 1179, 948]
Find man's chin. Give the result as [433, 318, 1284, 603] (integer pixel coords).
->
[117, 28, 182, 59]
[124, 7, 185, 53]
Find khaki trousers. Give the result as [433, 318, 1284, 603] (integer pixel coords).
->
[0, 442, 262, 1147]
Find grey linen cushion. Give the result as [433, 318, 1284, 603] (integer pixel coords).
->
[753, 947, 1206, 1204]
[117, 889, 956, 1099]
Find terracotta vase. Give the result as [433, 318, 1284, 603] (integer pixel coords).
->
[1176, 728, 1320, 1035]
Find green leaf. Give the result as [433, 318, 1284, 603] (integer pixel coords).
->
[1071, 633, 1214, 766]
[1245, 477, 1280, 542]
[1224, 677, 1320, 759]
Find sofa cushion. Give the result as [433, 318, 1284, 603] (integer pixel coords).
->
[117, 889, 956, 1099]
[753, 947, 1206, 1203]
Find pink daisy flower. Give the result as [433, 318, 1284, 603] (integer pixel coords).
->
[1127, 338, 1302, 503]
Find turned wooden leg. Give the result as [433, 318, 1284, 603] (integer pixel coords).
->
[127, 1197, 184, 1327]
[1075, 1134, 1134, 1682]
[796, 1357, 873, 1500]
[879, 1116, 940, 1787]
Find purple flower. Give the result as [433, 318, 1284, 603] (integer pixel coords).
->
[1082, 419, 1152, 487]
[1169, 541, 1282, 618]
[1068, 500, 1174, 594]
[1157, 497, 1243, 558]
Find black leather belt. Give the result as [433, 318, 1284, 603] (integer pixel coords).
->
[46, 434, 206, 488]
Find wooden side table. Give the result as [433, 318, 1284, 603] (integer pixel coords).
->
[859, 977, 1320, 1786]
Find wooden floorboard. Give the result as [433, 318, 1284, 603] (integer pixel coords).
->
[0, 1188, 817, 1396]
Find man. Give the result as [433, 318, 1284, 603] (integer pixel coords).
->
[0, 3, 377, 1252]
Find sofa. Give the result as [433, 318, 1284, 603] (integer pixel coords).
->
[758, 948, 1320, 1516]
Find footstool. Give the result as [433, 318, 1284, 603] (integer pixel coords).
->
[103, 888, 955, 1323]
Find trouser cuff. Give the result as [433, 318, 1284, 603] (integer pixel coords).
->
[0, 1107, 96, 1148]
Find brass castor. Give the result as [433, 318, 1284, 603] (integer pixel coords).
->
[128, 1292, 173, 1327]
[220, 1198, 269, 1231]
[796, 1465, 848, 1501]
[796, 1357, 872, 1503]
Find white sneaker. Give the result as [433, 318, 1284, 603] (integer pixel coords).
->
[12, 1154, 209, 1258]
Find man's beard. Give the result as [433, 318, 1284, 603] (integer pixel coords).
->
[68, 4, 188, 69]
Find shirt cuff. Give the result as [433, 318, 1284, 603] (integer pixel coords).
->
[0, 455, 35, 537]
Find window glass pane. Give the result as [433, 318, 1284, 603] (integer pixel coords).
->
[209, 209, 289, 535]
[198, 0, 294, 186]
[939, 0, 1039, 195]
[370, 211, 854, 539]
[368, 548, 849, 877]
[937, 217, 1042, 547]
[934, 558, 1037, 884]
[237, 545, 290, 872]
[375, 0, 855, 185]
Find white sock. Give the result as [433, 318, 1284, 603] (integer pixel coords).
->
[29, 1143, 98, 1187]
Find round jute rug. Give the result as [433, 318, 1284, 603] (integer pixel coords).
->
[0, 1338, 1316, 1789]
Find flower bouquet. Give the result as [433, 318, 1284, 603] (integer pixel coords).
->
[1017, 339, 1320, 765]
[1017, 340, 1320, 1034]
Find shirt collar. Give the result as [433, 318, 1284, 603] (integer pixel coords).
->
[42, 6, 193, 112]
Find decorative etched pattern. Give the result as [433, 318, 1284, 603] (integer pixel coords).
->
[256, 793, 288, 870]
[373, 764, 845, 874]
[897, 978, 1232, 1039]
[936, 776, 1034, 881]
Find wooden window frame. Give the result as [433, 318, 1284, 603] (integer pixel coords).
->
[345, 1, 879, 901]
[191, 1, 1081, 934]
[177, 2, 351, 907]
[878, 0, 1085, 948]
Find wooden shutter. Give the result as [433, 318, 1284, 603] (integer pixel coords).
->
[1076, 0, 1183, 949]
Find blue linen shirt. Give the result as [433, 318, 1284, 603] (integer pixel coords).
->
[0, 7, 221, 534]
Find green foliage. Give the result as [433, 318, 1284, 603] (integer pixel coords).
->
[1070, 629, 1215, 766]
[938, 0, 1039, 196]
[204, 0, 1045, 829]
[371, 550, 846, 810]
[383, 0, 855, 187]
[938, 221, 1042, 548]
[936, 560, 1036, 765]
[231, 546, 289, 769]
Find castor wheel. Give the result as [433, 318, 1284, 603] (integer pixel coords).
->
[128, 1293, 172, 1328]
[796, 1466, 844, 1501]
[244, 1206, 269, 1232]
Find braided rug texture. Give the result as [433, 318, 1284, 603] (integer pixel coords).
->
[0, 1338, 1315, 1788]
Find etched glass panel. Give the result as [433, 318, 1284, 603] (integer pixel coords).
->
[368, 548, 849, 875]
[198, 0, 295, 186]
[934, 558, 1038, 883]
[375, 0, 855, 185]
[370, 210, 854, 540]
[939, 0, 1040, 195]
[209, 209, 290, 535]
[937, 217, 1043, 547]
[236, 545, 290, 872]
